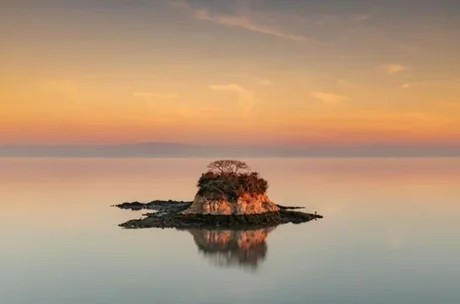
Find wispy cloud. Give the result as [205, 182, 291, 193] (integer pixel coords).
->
[354, 14, 373, 22]
[170, 1, 309, 42]
[442, 101, 460, 108]
[40, 79, 78, 96]
[311, 92, 350, 104]
[383, 64, 409, 74]
[133, 92, 178, 99]
[170, 63, 194, 69]
[338, 79, 359, 89]
[177, 106, 226, 118]
[209, 83, 257, 114]
[253, 78, 273, 86]
[400, 83, 411, 89]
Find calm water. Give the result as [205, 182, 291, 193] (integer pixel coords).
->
[1, 158, 459, 304]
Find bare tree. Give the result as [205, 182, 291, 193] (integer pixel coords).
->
[207, 160, 250, 174]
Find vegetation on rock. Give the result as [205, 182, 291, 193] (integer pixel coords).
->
[196, 160, 269, 202]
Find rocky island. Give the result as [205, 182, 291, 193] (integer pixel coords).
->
[116, 160, 322, 229]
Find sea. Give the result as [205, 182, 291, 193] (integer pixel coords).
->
[1, 158, 459, 304]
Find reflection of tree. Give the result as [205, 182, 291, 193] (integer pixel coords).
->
[187, 227, 276, 270]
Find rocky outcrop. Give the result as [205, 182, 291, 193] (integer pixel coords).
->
[118, 209, 322, 229]
[115, 200, 191, 212]
[115, 200, 304, 212]
[115, 197, 322, 229]
[114, 160, 323, 229]
[182, 193, 280, 215]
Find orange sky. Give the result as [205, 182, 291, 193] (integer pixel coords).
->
[1, 0, 460, 145]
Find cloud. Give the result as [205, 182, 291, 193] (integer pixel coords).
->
[177, 106, 226, 118]
[209, 83, 257, 114]
[170, 1, 308, 42]
[442, 102, 460, 108]
[40, 79, 78, 96]
[354, 14, 373, 22]
[170, 63, 193, 69]
[383, 64, 409, 74]
[400, 83, 411, 89]
[311, 92, 350, 104]
[253, 78, 273, 86]
[133, 92, 178, 99]
[338, 79, 359, 89]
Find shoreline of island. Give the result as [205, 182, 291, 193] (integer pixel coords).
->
[114, 200, 322, 229]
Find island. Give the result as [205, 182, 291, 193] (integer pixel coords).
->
[115, 160, 323, 229]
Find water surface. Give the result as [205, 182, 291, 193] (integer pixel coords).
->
[1, 158, 459, 304]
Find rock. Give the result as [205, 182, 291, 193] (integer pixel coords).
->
[113, 160, 323, 229]
[182, 193, 280, 215]
[115, 200, 192, 212]
[118, 209, 322, 229]
[275, 204, 305, 210]
[116, 201, 144, 210]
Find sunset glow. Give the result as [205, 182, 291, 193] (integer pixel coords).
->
[1, 0, 459, 146]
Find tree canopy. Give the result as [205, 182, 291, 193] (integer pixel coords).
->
[197, 160, 268, 201]
[207, 160, 250, 174]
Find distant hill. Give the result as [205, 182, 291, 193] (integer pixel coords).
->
[0, 142, 200, 158]
[0, 142, 459, 158]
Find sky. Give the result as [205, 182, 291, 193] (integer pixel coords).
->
[1, 0, 460, 147]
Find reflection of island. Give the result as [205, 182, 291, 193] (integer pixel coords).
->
[187, 227, 276, 270]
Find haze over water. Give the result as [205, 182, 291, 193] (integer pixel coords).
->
[1, 157, 459, 304]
